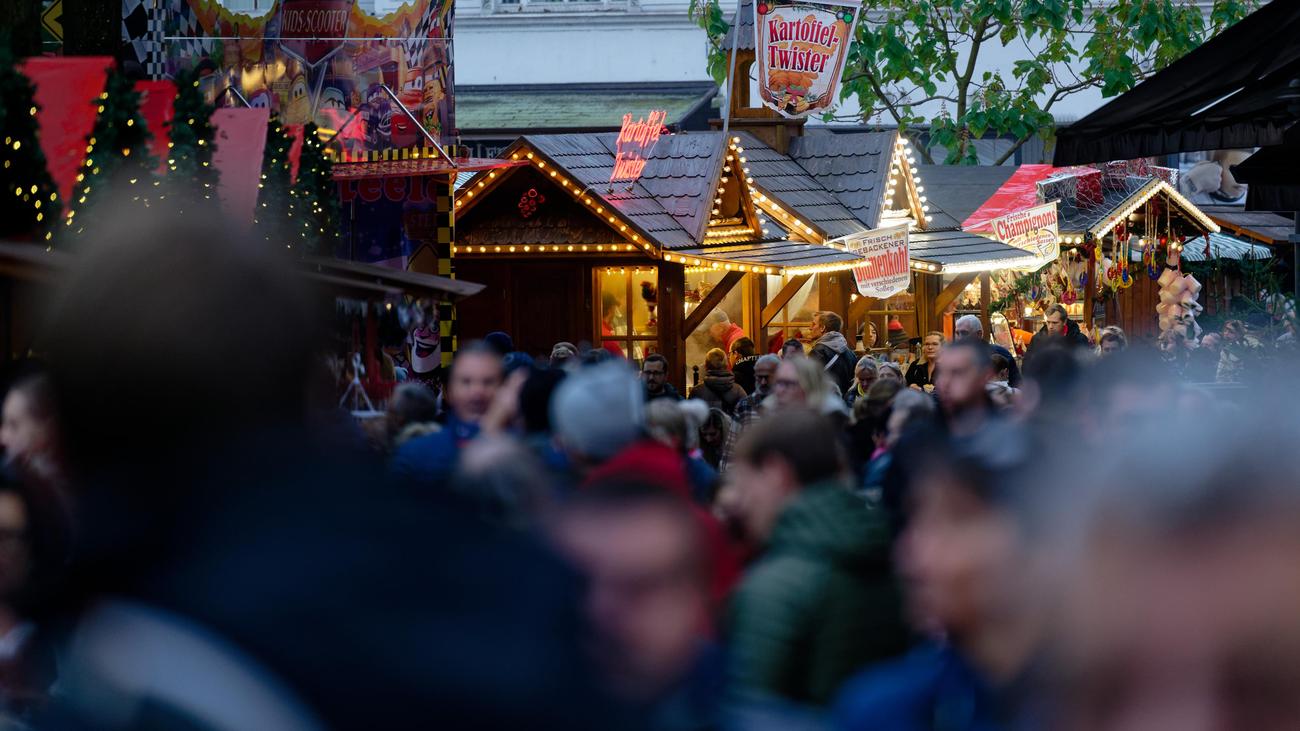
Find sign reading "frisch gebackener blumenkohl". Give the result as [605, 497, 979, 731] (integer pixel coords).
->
[754, 0, 862, 118]
[847, 224, 911, 299]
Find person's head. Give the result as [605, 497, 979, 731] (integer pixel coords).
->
[446, 342, 505, 424]
[885, 388, 936, 449]
[385, 382, 439, 440]
[0, 374, 59, 472]
[641, 353, 669, 394]
[730, 337, 756, 360]
[520, 367, 566, 435]
[704, 348, 728, 373]
[551, 361, 645, 466]
[935, 340, 994, 416]
[483, 331, 514, 357]
[706, 310, 732, 341]
[1098, 326, 1128, 357]
[602, 293, 622, 322]
[853, 378, 904, 449]
[877, 361, 904, 383]
[898, 424, 1041, 642]
[990, 353, 1012, 383]
[1222, 319, 1245, 343]
[954, 315, 984, 342]
[808, 311, 842, 340]
[773, 356, 829, 408]
[855, 355, 878, 391]
[992, 317, 1015, 350]
[1199, 332, 1222, 353]
[698, 408, 729, 449]
[552, 479, 709, 702]
[1044, 304, 1069, 337]
[920, 331, 945, 364]
[550, 341, 579, 367]
[1158, 328, 1187, 354]
[1046, 399, 1300, 730]
[780, 339, 804, 359]
[752, 354, 780, 396]
[645, 399, 705, 453]
[729, 408, 847, 544]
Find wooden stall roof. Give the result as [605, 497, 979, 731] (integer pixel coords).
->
[674, 241, 863, 269]
[910, 230, 1047, 273]
[1198, 205, 1295, 245]
[298, 257, 485, 301]
[917, 165, 1018, 229]
[739, 131, 895, 238]
[332, 157, 523, 180]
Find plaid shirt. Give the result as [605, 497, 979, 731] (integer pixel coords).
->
[720, 391, 767, 473]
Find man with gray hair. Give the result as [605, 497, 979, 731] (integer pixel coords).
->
[706, 309, 746, 354]
[551, 361, 647, 473]
[955, 314, 1021, 387]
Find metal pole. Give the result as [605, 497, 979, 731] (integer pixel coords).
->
[1292, 213, 1299, 305]
[380, 84, 454, 165]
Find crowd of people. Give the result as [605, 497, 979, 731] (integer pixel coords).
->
[0, 209, 1298, 730]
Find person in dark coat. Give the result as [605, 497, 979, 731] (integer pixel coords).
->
[833, 423, 1048, 731]
[689, 349, 747, 417]
[723, 409, 909, 707]
[642, 353, 683, 403]
[954, 315, 1022, 388]
[1026, 303, 1089, 358]
[730, 338, 760, 395]
[905, 332, 944, 391]
[807, 312, 857, 396]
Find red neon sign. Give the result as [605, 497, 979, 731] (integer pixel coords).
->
[611, 110, 668, 183]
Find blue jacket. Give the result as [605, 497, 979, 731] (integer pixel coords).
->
[833, 644, 1009, 731]
[390, 414, 480, 487]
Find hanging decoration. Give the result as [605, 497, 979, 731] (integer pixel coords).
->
[518, 188, 545, 219]
[753, 0, 861, 118]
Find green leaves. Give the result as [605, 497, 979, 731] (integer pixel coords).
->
[834, 0, 1257, 165]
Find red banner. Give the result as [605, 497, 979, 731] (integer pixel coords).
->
[211, 107, 271, 228]
[278, 0, 356, 67]
[20, 57, 113, 203]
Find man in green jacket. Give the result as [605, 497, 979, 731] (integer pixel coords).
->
[724, 408, 910, 707]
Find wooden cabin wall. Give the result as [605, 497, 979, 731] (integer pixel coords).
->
[455, 258, 592, 360]
[1108, 275, 1162, 343]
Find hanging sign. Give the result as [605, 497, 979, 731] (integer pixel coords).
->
[847, 224, 910, 299]
[754, 0, 861, 118]
[987, 201, 1060, 261]
[611, 110, 668, 183]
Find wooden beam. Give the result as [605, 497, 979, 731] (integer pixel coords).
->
[1082, 254, 1096, 331]
[658, 261, 686, 393]
[760, 274, 812, 327]
[684, 271, 745, 335]
[932, 271, 979, 322]
[980, 273, 992, 338]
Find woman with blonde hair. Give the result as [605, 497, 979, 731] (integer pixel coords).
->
[905, 331, 945, 391]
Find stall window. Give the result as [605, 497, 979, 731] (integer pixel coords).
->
[684, 269, 748, 387]
[762, 274, 818, 354]
[596, 266, 658, 364]
[864, 290, 918, 365]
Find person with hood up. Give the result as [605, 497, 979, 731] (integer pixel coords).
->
[722, 409, 909, 707]
[1026, 304, 1089, 358]
[689, 349, 747, 417]
[807, 311, 857, 396]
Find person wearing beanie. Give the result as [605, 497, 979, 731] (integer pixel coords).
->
[550, 361, 647, 471]
[484, 331, 515, 357]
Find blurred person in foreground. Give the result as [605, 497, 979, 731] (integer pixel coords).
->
[0, 375, 65, 490]
[723, 409, 908, 707]
[645, 399, 716, 506]
[876, 361, 904, 384]
[37, 204, 624, 730]
[834, 423, 1050, 731]
[1186, 332, 1221, 383]
[552, 480, 723, 731]
[955, 315, 1021, 388]
[934, 340, 997, 439]
[390, 342, 503, 487]
[381, 382, 440, 454]
[1045, 394, 1300, 730]
[1096, 326, 1127, 358]
[0, 477, 64, 720]
[718, 356, 844, 472]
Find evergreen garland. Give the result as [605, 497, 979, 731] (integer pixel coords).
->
[0, 44, 61, 243]
[289, 122, 339, 257]
[253, 116, 298, 248]
[64, 71, 156, 238]
[990, 271, 1041, 313]
[167, 67, 219, 199]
